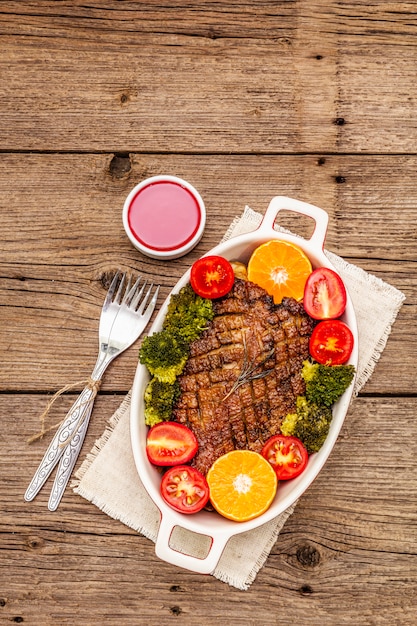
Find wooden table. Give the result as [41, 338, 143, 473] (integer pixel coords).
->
[1, 2, 416, 624]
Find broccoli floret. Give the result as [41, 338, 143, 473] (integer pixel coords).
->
[139, 285, 213, 391]
[139, 329, 189, 384]
[302, 360, 355, 408]
[281, 361, 355, 453]
[144, 377, 181, 426]
[163, 283, 214, 343]
[281, 396, 333, 454]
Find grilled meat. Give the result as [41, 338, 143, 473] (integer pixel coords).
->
[172, 278, 316, 475]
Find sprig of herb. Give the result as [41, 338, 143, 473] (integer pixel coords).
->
[222, 333, 275, 401]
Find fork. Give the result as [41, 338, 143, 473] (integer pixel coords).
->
[24, 271, 159, 511]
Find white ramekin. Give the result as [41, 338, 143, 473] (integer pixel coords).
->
[122, 175, 206, 260]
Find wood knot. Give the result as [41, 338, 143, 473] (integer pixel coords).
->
[207, 27, 218, 40]
[170, 606, 182, 615]
[335, 175, 346, 184]
[118, 88, 137, 106]
[27, 536, 45, 551]
[299, 584, 314, 595]
[109, 153, 131, 179]
[334, 117, 346, 126]
[250, 107, 262, 118]
[296, 544, 321, 567]
[276, 37, 292, 46]
[317, 157, 326, 166]
[98, 270, 118, 290]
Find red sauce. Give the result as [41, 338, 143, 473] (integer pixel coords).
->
[127, 181, 202, 251]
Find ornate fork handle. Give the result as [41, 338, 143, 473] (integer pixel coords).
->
[47, 391, 96, 510]
[24, 351, 111, 505]
[25, 384, 97, 500]
[47, 350, 119, 510]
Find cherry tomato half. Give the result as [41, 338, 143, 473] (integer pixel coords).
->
[303, 267, 347, 320]
[190, 255, 235, 299]
[146, 422, 198, 466]
[160, 465, 210, 514]
[309, 319, 354, 365]
[261, 435, 308, 480]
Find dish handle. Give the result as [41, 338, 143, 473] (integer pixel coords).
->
[155, 514, 231, 575]
[258, 196, 329, 250]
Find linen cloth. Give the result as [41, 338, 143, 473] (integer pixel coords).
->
[73, 206, 405, 590]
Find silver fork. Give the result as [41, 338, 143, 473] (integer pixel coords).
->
[25, 272, 159, 511]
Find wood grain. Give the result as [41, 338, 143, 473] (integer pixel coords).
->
[2, 396, 416, 625]
[0, 153, 414, 393]
[0, 2, 416, 624]
[0, 2, 417, 153]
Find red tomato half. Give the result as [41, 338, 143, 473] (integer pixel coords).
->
[303, 267, 347, 320]
[261, 435, 308, 480]
[160, 465, 210, 514]
[309, 319, 354, 365]
[146, 422, 198, 466]
[190, 255, 234, 299]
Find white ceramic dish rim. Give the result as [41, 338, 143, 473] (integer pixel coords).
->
[122, 175, 206, 260]
[130, 196, 359, 574]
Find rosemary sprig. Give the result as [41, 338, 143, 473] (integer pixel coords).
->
[222, 334, 275, 401]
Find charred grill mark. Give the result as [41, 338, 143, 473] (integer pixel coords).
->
[172, 279, 315, 475]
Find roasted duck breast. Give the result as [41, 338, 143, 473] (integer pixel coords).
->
[172, 278, 316, 475]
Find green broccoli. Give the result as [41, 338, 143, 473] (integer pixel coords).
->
[302, 360, 356, 408]
[281, 396, 333, 454]
[139, 329, 189, 384]
[163, 283, 214, 343]
[143, 377, 181, 426]
[139, 285, 213, 391]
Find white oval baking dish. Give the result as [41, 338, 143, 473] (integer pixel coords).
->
[130, 196, 359, 574]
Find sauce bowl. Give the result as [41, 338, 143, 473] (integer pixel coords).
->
[122, 175, 206, 260]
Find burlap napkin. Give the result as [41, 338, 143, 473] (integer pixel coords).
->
[73, 206, 405, 590]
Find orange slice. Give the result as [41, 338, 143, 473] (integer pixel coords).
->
[247, 240, 312, 304]
[206, 450, 277, 522]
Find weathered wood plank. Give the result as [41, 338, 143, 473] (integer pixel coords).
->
[1, 4, 416, 624]
[0, 153, 413, 393]
[2, 152, 416, 262]
[1, 269, 412, 394]
[2, 395, 416, 625]
[0, 2, 416, 152]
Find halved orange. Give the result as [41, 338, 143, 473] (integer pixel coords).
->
[247, 240, 312, 304]
[206, 450, 277, 522]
